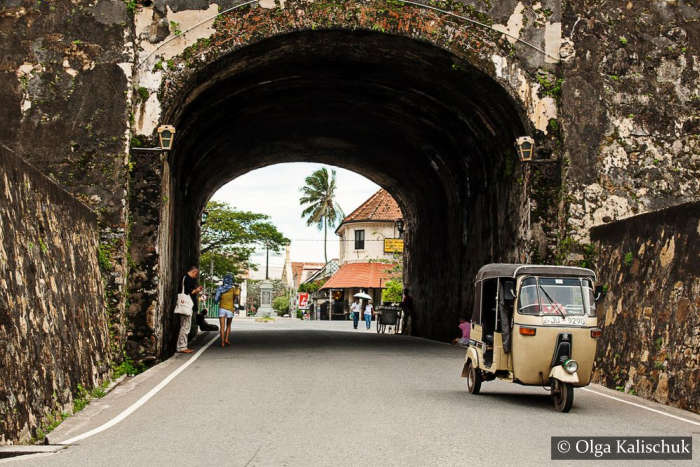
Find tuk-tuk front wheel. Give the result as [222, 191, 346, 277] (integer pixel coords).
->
[551, 380, 574, 412]
[466, 360, 482, 395]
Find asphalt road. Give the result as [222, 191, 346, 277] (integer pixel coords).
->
[12, 320, 700, 466]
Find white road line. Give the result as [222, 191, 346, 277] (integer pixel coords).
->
[61, 333, 219, 445]
[582, 387, 700, 427]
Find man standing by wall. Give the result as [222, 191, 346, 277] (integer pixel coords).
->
[177, 266, 202, 353]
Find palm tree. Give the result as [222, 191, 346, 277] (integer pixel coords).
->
[299, 168, 344, 264]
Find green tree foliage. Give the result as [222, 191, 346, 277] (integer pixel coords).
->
[382, 279, 403, 304]
[272, 295, 290, 315]
[298, 280, 323, 293]
[200, 249, 250, 282]
[250, 221, 289, 254]
[200, 201, 288, 281]
[378, 253, 403, 303]
[299, 168, 344, 264]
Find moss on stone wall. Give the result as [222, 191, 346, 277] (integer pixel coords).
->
[560, 0, 700, 240]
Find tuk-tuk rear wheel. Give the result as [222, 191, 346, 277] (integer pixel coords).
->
[551, 380, 574, 412]
[466, 360, 482, 395]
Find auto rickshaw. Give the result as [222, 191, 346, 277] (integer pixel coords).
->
[461, 264, 603, 412]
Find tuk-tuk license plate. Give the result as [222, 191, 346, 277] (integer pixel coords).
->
[542, 316, 587, 326]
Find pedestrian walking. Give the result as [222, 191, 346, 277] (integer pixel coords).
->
[214, 274, 236, 347]
[364, 300, 373, 330]
[350, 299, 361, 329]
[175, 266, 202, 353]
[401, 288, 413, 335]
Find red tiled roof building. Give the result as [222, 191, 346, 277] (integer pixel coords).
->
[317, 189, 403, 318]
[335, 189, 402, 232]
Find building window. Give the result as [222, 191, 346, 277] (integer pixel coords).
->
[354, 230, 365, 250]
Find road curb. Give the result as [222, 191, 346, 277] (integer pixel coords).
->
[44, 331, 217, 445]
[42, 374, 126, 446]
[583, 384, 700, 426]
[0, 445, 67, 463]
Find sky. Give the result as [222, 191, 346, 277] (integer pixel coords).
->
[210, 163, 379, 279]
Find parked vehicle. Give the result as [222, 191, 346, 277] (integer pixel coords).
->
[461, 264, 604, 412]
[376, 305, 401, 334]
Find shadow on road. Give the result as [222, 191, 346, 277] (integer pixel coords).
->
[202, 329, 461, 357]
[418, 388, 553, 410]
[476, 390, 553, 409]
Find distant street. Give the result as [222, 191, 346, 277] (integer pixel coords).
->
[15, 320, 700, 466]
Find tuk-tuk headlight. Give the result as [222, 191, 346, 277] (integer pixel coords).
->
[563, 359, 579, 374]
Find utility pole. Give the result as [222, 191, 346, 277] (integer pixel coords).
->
[265, 244, 269, 280]
[209, 256, 214, 308]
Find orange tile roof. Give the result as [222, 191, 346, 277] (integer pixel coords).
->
[320, 262, 396, 290]
[292, 262, 324, 286]
[337, 189, 402, 232]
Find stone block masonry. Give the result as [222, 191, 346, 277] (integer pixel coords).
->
[560, 0, 699, 242]
[0, 153, 111, 444]
[0, 0, 134, 366]
[591, 202, 699, 414]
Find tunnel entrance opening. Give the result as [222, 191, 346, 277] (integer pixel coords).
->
[197, 163, 390, 321]
[156, 29, 533, 355]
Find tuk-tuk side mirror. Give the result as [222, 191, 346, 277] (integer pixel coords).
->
[594, 285, 607, 302]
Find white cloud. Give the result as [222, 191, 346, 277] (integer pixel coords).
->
[211, 163, 380, 272]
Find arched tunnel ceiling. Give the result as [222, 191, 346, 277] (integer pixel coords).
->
[167, 30, 527, 214]
[161, 29, 532, 341]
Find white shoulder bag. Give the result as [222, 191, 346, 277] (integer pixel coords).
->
[174, 275, 193, 316]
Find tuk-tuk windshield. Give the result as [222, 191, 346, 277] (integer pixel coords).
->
[518, 277, 596, 316]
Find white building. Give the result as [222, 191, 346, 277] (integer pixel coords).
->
[336, 189, 403, 265]
[320, 189, 404, 318]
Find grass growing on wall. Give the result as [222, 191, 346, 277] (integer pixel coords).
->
[29, 357, 145, 444]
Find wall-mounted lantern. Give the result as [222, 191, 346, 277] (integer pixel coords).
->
[396, 219, 405, 238]
[515, 136, 535, 162]
[157, 125, 176, 151]
[201, 209, 209, 226]
[131, 124, 177, 153]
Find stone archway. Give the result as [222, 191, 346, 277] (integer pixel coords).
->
[126, 1, 564, 360]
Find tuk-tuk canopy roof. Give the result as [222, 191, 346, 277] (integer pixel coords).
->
[475, 264, 596, 282]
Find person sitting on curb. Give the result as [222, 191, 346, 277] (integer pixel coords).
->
[452, 318, 471, 346]
[197, 309, 218, 332]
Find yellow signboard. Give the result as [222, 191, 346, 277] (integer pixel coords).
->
[384, 238, 404, 253]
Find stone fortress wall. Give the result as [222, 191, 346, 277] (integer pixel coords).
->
[0, 152, 111, 443]
[591, 201, 699, 414]
[0, 0, 698, 443]
[560, 0, 699, 244]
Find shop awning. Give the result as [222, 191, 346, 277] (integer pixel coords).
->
[320, 263, 395, 290]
